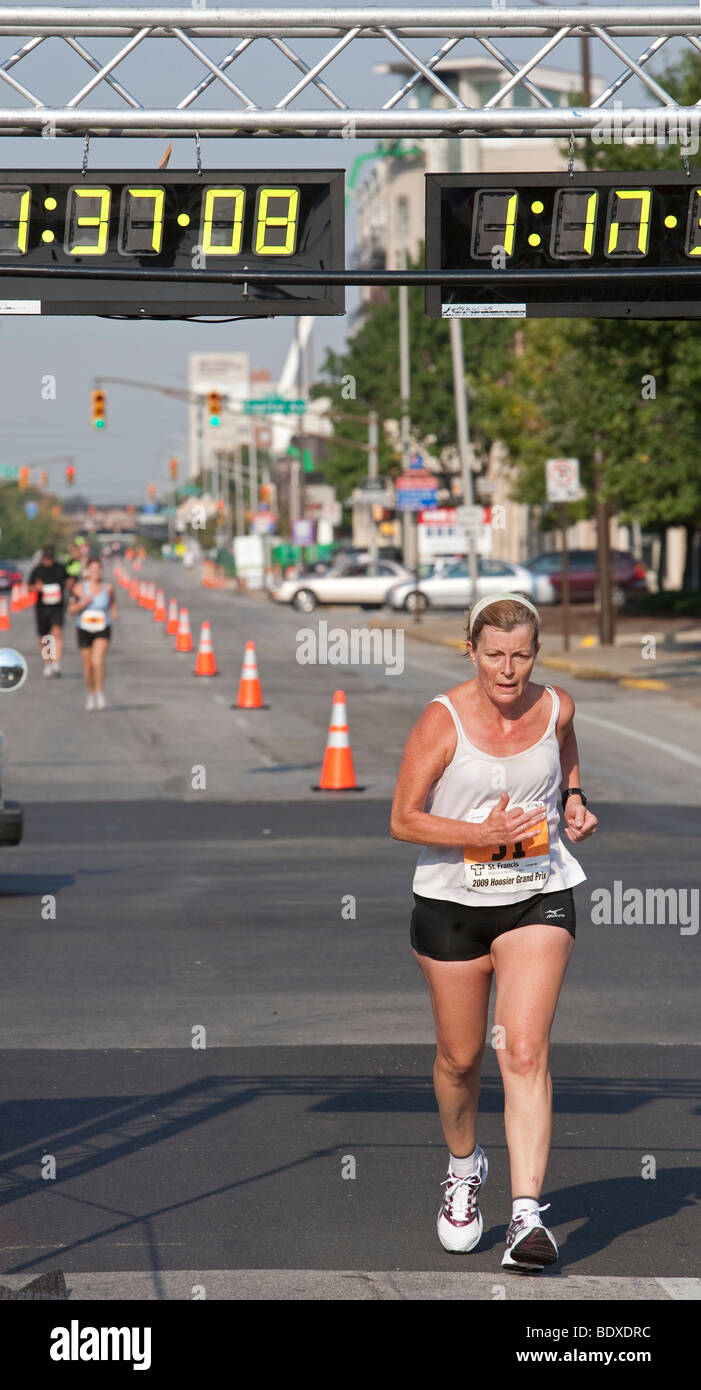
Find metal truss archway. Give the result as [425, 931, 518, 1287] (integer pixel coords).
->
[0, 7, 699, 140]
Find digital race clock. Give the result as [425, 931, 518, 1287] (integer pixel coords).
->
[426, 171, 701, 319]
[0, 169, 344, 316]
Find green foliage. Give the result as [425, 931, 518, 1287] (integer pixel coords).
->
[312, 251, 513, 497]
[0, 485, 70, 558]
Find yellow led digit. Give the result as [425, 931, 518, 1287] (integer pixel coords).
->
[583, 191, 597, 254]
[502, 192, 518, 256]
[17, 188, 30, 253]
[127, 188, 164, 252]
[70, 187, 111, 255]
[686, 189, 701, 255]
[607, 189, 651, 255]
[254, 187, 299, 255]
[201, 189, 244, 254]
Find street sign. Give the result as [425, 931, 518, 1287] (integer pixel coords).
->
[292, 518, 316, 545]
[243, 397, 306, 415]
[396, 467, 439, 511]
[456, 504, 485, 534]
[546, 457, 581, 503]
[0, 464, 18, 479]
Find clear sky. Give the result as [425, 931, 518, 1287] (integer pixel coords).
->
[0, 1, 673, 502]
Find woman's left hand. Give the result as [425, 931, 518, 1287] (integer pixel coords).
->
[564, 799, 598, 842]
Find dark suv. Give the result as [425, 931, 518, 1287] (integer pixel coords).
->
[525, 549, 648, 606]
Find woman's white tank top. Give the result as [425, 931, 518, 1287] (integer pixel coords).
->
[412, 686, 587, 907]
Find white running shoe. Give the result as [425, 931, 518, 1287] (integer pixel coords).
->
[501, 1203, 558, 1272]
[43, 662, 53, 679]
[95, 690, 106, 710]
[437, 1146, 488, 1253]
[51, 662, 61, 677]
[85, 693, 96, 711]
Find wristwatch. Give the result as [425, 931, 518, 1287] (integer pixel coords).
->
[562, 787, 587, 809]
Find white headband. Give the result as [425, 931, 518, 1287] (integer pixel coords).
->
[467, 591, 540, 637]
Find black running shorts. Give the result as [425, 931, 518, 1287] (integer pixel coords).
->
[36, 602, 64, 636]
[410, 886, 576, 962]
[77, 625, 111, 648]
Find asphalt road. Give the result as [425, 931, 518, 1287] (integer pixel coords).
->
[0, 561, 698, 1300]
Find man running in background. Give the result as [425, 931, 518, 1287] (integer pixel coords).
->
[29, 543, 68, 678]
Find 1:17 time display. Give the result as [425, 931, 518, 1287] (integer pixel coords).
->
[470, 185, 701, 259]
[0, 183, 301, 257]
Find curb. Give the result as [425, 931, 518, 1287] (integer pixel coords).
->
[392, 627, 670, 690]
[538, 655, 668, 691]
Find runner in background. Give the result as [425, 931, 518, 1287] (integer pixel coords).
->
[29, 543, 68, 678]
[68, 558, 117, 711]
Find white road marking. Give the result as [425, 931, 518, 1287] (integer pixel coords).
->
[576, 711, 701, 770]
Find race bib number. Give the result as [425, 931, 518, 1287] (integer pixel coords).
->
[82, 610, 107, 631]
[40, 583, 62, 604]
[463, 800, 551, 893]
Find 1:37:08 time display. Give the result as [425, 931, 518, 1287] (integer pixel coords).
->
[471, 185, 701, 258]
[0, 182, 301, 257]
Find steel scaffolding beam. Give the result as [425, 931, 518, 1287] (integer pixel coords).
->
[0, 7, 699, 138]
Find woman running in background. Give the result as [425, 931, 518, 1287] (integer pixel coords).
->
[68, 557, 117, 711]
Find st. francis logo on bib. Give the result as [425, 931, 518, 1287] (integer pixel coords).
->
[463, 800, 550, 893]
[41, 582, 62, 604]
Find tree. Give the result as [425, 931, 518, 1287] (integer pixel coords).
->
[312, 250, 513, 500]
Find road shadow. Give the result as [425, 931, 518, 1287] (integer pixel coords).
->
[0, 874, 74, 897]
[0, 1067, 697, 1276]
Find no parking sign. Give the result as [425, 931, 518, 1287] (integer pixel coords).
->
[546, 457, 581, 503]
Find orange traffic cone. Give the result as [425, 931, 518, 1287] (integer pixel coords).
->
[174, 607, 193, 652]
[0, 598, 10, 630]
[234, 640, 267, 709]
[145, 581, 156, 611]
[19, 582, 30, 610]
[194, 621, 218, 676]
[10, 583, 21, 612]
[165, 597, 179, 635]
[153, 588, 167, 622]
[313, 690, 363, 791]
[129, 577, 139, 600]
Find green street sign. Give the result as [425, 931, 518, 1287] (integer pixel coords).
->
[243, 397, 305, 416]
[0, 464, 19, 479]
[180, 483, 201, 497]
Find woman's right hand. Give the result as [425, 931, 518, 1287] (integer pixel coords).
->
[475, 792, 545, 847]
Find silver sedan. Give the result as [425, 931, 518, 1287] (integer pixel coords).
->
[270, 558, 413, 613]
[386, 557, 556, 613]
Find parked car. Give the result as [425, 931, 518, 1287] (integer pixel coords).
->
[524, 549, 648, 606]
[0, 562, 22, 592]
[270, 558, 412, 612]
[387, 557, 556, 613]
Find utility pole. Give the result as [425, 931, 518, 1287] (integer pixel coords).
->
[398, 249, 413, 570]
[449, 317, 479, 607]
[249, 423, 258, 516]
[234, 445, 245, 537]
[368, 408, 379, 573]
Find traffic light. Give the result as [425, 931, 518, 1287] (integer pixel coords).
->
[169, 457, 178, 481]
[147, 483, 157, 500]
[18, 466, 29, 490]
[206, 390, 222, 426]
[66, 464, 75, 486]
[91, 389, 106, 430]
[39, 469, 49, 490]
[260, 483, 271, 504]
